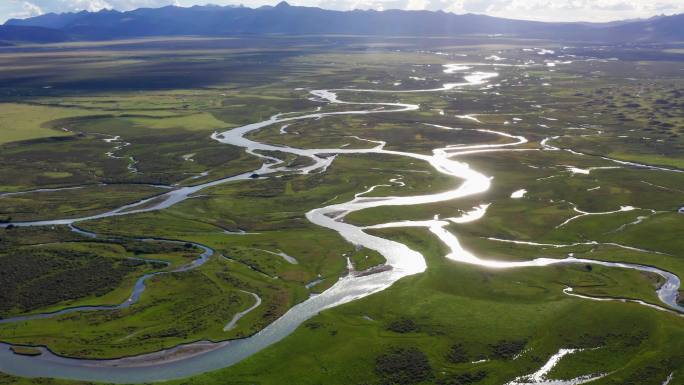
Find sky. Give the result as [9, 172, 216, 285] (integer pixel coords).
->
[2, 0, 684, 23]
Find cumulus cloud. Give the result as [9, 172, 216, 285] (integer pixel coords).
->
[4, 1, 44, 19]
[448, 0, 684, 21]
[4, 0, 180, 15]
[1, 0, 684, 22]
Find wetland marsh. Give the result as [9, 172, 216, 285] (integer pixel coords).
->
[0, 35, 683, 385]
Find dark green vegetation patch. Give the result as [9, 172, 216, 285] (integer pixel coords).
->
[0, 248, 142, 316]
[0, 36, 682, 385]
[375, 347, 433, 385]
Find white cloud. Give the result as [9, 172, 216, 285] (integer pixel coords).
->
[4, 0, 180, 15]
[66, 0, 113, 12]
[405, 0, 429, 11]
[2, 0, 684, 22]
[474, 0, 684, 21]
[6, 1, 44, 19]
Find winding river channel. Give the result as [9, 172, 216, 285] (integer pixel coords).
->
[0, 231, 214, 325]
[0, 64, 682, 383]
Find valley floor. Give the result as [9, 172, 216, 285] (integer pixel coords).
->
[0, 35, 683, 385]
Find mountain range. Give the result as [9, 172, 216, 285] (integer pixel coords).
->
[1, 2, 683, 44]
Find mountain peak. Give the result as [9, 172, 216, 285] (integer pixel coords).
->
[4, 4, 683, 43]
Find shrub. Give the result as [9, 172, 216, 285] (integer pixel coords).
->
[375, 347, 433, 385]
[489, 340, 526, 360]
[446, 343, 468, 364]
[437, 371, 487, 385]
[386, 317, 418, 333]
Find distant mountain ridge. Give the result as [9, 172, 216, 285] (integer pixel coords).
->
[2, 2, 683, 43]
[0, 25, 71, 44]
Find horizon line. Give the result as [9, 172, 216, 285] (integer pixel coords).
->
[3, 2, 679, 26]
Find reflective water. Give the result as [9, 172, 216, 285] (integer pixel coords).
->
[0, 64, 680, 383]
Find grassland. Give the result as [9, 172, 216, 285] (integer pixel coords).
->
[0, 36, 682, 384]
[168, 228, 684, 385]
[0, 103, 93, 144]
[0, 227, 203, 318]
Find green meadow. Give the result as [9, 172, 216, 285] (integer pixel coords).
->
[0, 36, 682, 384]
